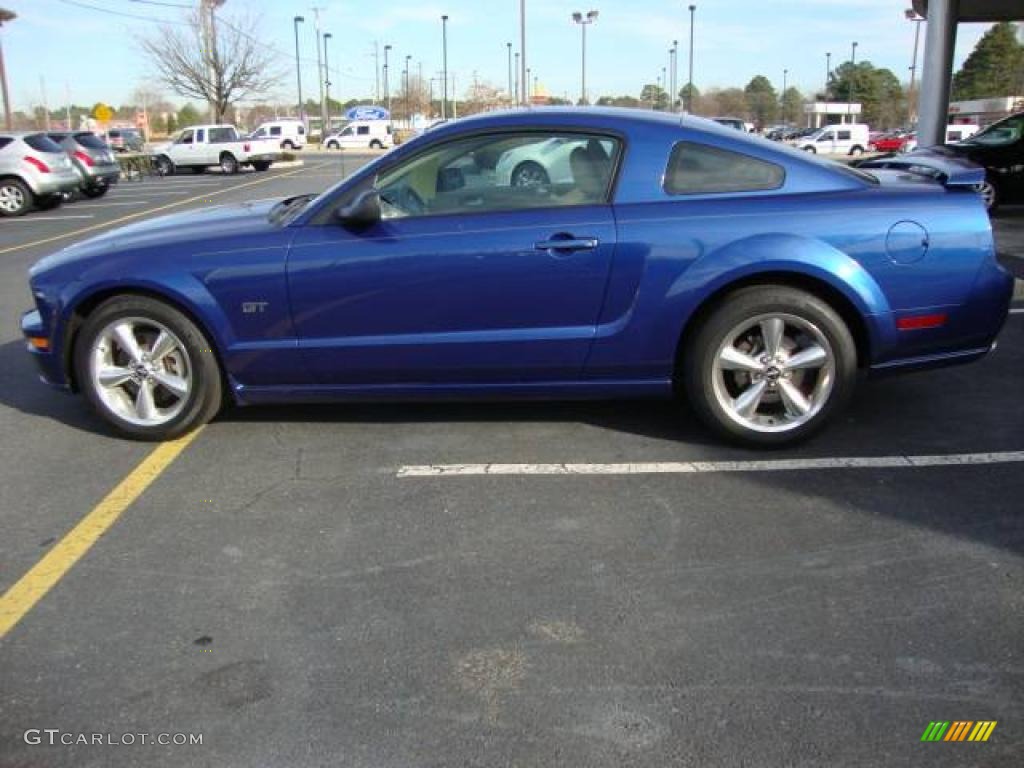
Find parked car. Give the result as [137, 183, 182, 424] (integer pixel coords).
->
[870, 132, 910, 153]
[494, 135, 616, 188]
[150, 125, 280, 175]
[859, 112, 1022, 212]
[323, 120, 394, 150]
[710, 117, 747, 131]
[793, 123, 870, 155]
[0, 132, 80, 216]
[105, 128, 144, 153]
[902, 124, 980, 153]
[21, 109, 1013, 445]
[47, 131, 120, 198]
[249, 119, 307, 150]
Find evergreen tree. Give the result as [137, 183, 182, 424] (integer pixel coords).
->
[780, 87, 804, 126]
[952, 22, 1023, 100]
[744, 76, 778, 126]
[177, 103, 201, 127]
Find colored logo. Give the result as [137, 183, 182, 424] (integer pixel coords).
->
[921, 721, 997, 742]
[345, 106, 390, 121]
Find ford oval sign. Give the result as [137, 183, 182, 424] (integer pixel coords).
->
[344, 106, 390, 121]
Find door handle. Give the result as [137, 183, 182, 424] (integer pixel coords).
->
[535, 237, 599, 252]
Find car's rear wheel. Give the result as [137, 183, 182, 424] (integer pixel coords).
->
[683, 285, 857, 446]
[848, 145, 864, 156]
[219, 153, 239, 174]
[0, 178, 31, 216]
[803, 146, 816, 153]
[370, 139, 383, 149]
[282, 140, 295, 150]
[74, 296, 223, 441]
[511, 161, 550, 188]
[154, 155, 175, 176]
[327, 140, 340, 150]
[976, 177, 999, 213]
[81, 184, 109, 198]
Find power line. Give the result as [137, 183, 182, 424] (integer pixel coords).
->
[125, 0, 191, 8]
[56, 0, 189, 25]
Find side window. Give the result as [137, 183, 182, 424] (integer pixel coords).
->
[0, 137, 12, 150]
[195, 129, 205, 143]
[341, 127, 354, 136]
[270, 126, 282, 136]
[374, 131, 621, 219]
[837, 130, 851, 141]
[178, 130, 194, 145]
[298, 125, 306, 135]
[357, 126, 370, 135]
[818, 132, 832, 142]
[664, 142, 784, 195]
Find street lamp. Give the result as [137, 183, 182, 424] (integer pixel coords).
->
[441, 15, 449, 120]
[514, 52, 520, 106]
[383, 44, 392, 114]
[781, 68, 788, 125]
[905, 8, 924, 125]
[687, 4, 696, 113]
[526, 67, 532, 101]
[323, 32, 333, 132]
[848, 41, 858, 120]
[405, 54, 412, 127]
[825, 51, 831, 103]
[670, 39, 678, 112]
[571, 10, 598, 106]
[293, 16, 304, 121]
[519, 0, 527, 106]
[507, 42, 513, 105]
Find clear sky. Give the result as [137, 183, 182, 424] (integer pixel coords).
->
[5, 0, 999, 111]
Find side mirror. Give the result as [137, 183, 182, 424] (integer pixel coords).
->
[336, 189, 381, 229]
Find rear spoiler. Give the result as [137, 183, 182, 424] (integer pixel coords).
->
[856, 149, 985, 188]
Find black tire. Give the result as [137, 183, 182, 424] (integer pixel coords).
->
[73, 296, 223, 441]
[370, 139, 383, 149]
[251, 160, 271, 172]
[81, 184, 109, 199]
[327, 140, 339, 150]
[0, 178, 32, 216]
[510, 161, 550, 188]
[803, 146, 816, 154]
[282, 140, 295, 150]
[976, 176, 999, 213]
[682, 285, 857, 447]
[154, 155, 175, 176]
[35, 193, 64, 211]
[848, 145, 864, 156]
[219, 152, 239, 174]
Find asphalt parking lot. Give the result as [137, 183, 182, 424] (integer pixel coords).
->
[1, 157, 1022, 767]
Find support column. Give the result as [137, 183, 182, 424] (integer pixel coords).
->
[917, 0, 958, 147]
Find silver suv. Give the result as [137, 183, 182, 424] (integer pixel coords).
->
[0, 132, 81, 216]
[48, 131, 120, 198]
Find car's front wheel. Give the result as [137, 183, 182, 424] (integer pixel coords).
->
[74, 296, 223, 441]
[683, 285, 857, 446]
[0, 178, 32, 216]
[976, 177, 999, 213]
[154, 155, 175, 176]
[326, 140, 339, 150]
[370, 139, 383, 149]
[81, 184, 109, 198]
[219, 153, 239, 174]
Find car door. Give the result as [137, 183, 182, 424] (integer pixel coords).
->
[816, 130, 835, 154]
[172, 129, 195, 165]
[287, 129, 622, 384]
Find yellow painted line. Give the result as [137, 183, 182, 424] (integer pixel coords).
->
[0, 428, 204, 639]
[0, 162, 329, 257]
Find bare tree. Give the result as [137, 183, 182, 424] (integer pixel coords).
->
[140, 10, 280, 124]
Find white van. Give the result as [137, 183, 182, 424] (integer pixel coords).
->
[323, 120, 394, 150]
[794, 124, 870, 156]
[250, 119, 306, 150]
[903, 124, 980, 152]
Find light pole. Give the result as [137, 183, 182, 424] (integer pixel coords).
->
[848, 41, 858, 120]
[781, 68, 788, 125]
[0, 9, 13, 131]
[293, 16, 304, 121]
[571, 10, 598, 106]
[441, 15, 449, 120]
[687, 4, 696, 113]
[405, 54, 412, 127]
[905, 8, 924, 125]
[519, 0, 527, 106]
[671, 39, 678, 112]
[662, 66, 667, 109]
[383, 44, 392, 115]
[313, 7, 325, 136]
[514, 52, 520, 106]
[526, 67, 532, 102]
[825, 51, 831, 102]
[323, 32, 333, 132]
[507, 42, 513, 105]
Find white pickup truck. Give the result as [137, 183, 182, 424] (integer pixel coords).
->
[151, 124, 280, 175]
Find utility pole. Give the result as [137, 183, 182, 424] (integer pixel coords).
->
[687, 4, 696, 113]
[323, 32, 333, 133]
[373, 40, 380, 104]
[312, 7, 326, 135]
[0, 9, 15, 131]
[571, 11, 598, 105]
[825, 52, 831, 103]
[507, 42, 513, 105]
[383, 44, 392, 115]
[441, 15, 449, 121]
[905, 9, 924, 124]
[519, 0, 527, 106]
[671, 40, 678, 112]
[848, 40, 858, 120]
[514, 52, 520, 106]
[293, 16, 305, 120]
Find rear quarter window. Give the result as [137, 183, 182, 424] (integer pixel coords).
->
[24, 134, 65, 153]
[74, 133, 108, 149]
[0, 137, 12, 150]
[208, 127, 237, 142]
[665, 142, 785, 195]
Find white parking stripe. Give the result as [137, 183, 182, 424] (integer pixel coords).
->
[74, 201, 150, 207]
[398, 451, 1024, 477]
[1, 215, 95, 221]
[1010, 308, 1024, 315]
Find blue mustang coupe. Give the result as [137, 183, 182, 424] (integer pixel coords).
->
[22, 108, 1014, 445]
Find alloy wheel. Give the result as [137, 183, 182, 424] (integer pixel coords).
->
[89, 317, 192, 427]
[711, 313, 835, 434]
[0, 183, 26, 213]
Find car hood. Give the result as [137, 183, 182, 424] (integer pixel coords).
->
[31, 198, 282, 275]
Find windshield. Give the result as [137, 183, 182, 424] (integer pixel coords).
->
[965, 114, 1023, 147]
